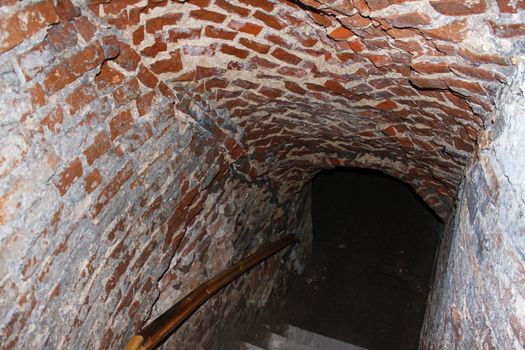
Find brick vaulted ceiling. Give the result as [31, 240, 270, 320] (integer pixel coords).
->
[3, 0, 522, 220]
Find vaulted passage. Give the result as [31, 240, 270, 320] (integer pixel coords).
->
[1, 1, 524, 349]
[250, 168, 442, 350]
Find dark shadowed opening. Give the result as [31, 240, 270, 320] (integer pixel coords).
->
[264, 167, 443, 350]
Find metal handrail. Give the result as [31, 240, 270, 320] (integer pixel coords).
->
[123, 234, 298, 350]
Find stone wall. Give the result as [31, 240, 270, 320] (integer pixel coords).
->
[421, 54, 525, 349]
[0, 0, 523, 349]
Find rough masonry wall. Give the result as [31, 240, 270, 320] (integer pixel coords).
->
[0, 0, 524, 349]
[421, 55, 525, 349]
[0, 1, 311, 348]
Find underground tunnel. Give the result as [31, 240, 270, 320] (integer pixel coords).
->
[0, 0, 524, 349]
[256, 168, 443, 350]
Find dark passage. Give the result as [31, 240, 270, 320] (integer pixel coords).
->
[273, 168, 443, 350]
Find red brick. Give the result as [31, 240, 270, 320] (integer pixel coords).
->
[187, 0, 211, 7]
[228, 20, 263, 36]
[167, 28, 202, 42]
[329, 27, 354, 40]
[43, 64, 77, 94]
[277, 67, 306, 78]
[0, 1, 59, 54]
[366, 0, 390, 10]
[410, 75, 448, 89]
[68, 43, 105, 77]
[84, 131, 112, 165]
[99, 35, 121, 60]
[141, 40, 167, 58]
[285, 81, 307, 95]
[239, 38, 271, 54]
[490, 22, 525, 38]
[65, 84, 98, 115]
[92, 162, 134, 218]
[95, 62, 125, 90]
[423, 20, 467, 43]
[137, 65, 159, 88]
[150, 50, 183, 74]
[110, 110, 134, 140]
[496, 0, 525, 13]
[74, 16, 97, 41]
[381, 125, 398, 137]
[28, 84, 46, 111]
[459, 48, 507, 65]
[135, 91, 155, 117]
[411, 61, 450, 74]
[215, 0, 251, 16]
[55, 0, 80, 21]
[385, 10, 431, 27]
[368, 54, 391, 67]
[204, 26, 237, 40]
[445, 78, 486, 95]
[114, 43, 141, 72]
[190, 9, 226, 23]
[239, 0, 274, 11]
[145, 13, 183, 33]
[271, 47, 302, 65]
[40, 107, 64, 133]
[348, 39, 366, 53]
[54, 158, 83, 196]
[449, 63, 505, 82]
[429, 0, 487, 15]
[112, 79, 140, 106]
[183, 45, 216, 56]
[259, 86, 285, 98]
[253, 10, 285, 30]
[205, 78, 229, 90]
[85, 168, 102, 194]
[308, 12, 333, 27]
[132, 26, 145, 45]
[47, 22, 78, 53]
[221, 44, 250, 59]
[376, 101, 398, 111]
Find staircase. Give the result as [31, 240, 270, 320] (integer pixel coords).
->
[237, 324, 368, 350]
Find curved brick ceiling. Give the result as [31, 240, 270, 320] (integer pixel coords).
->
[55, 0, 522, 218]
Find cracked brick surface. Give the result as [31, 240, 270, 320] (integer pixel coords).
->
[0, 0, 523, 349]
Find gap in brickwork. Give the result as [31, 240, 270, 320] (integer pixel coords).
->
[260, 167, 443, 350]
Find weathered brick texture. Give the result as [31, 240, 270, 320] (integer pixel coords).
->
[0, 0, 523, 349]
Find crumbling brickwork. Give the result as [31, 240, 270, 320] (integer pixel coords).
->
[0, 0, 523, 349]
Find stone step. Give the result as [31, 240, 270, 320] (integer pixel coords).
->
[237, 341, 267, 350]
[238, 324, 368, 350]
[283, 325, 368, 350]
[264, 331, 317, 350]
